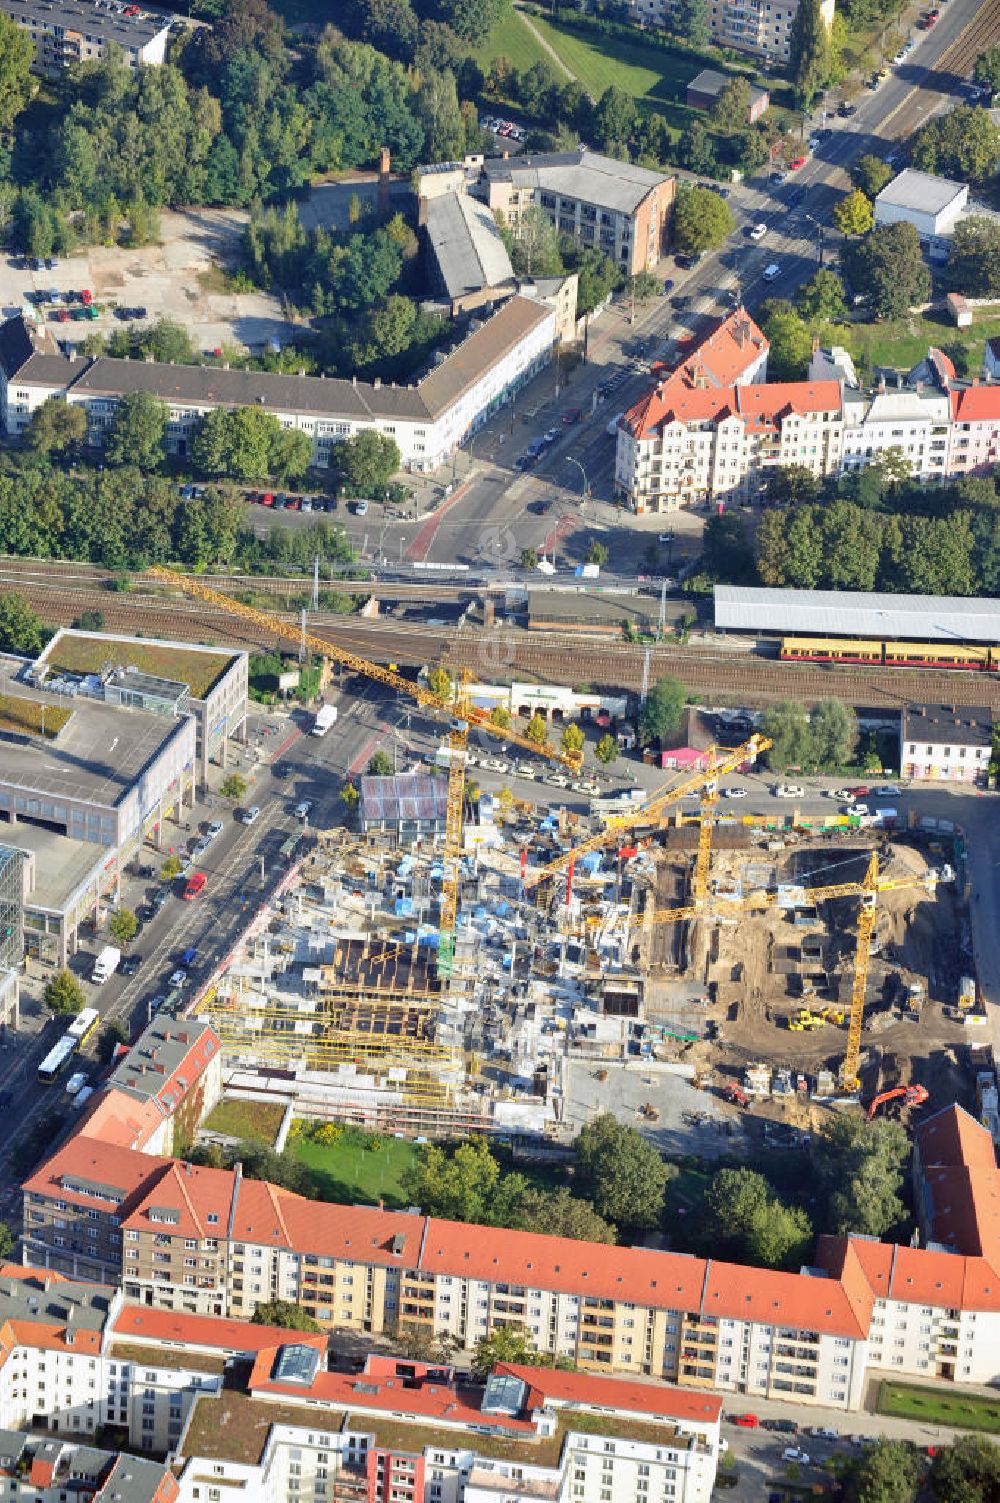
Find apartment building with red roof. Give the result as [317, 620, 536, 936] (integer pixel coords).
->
[616, 312, 1000, 511]
[19, 1104, 1000, 1414]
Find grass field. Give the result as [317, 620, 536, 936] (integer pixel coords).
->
[826, 307, 1000, 379]
[531, 13, 705, 120]
[202, 1099, 284, 1146]
[877, 1380, 1000, 1433]
[484, 9, 554, 72]
[287, 1132, 418, 1208]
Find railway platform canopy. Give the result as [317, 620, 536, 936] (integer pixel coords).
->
[714, 586, 1000, 643]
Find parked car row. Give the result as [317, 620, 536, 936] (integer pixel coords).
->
[481, 115, 524, 140]
[249, 491, 338, 512]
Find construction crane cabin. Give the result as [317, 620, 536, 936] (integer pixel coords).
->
[147, 567, 582, 975]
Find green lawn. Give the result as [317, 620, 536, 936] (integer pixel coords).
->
[830, 308, 1000, 379]
[877, 1381, 1000, 1433]
[202, 1098, 285, 1146]
[287, 1132, 418, 1208]
[484, 9, 553, 72]
[531, 12, 706, 121]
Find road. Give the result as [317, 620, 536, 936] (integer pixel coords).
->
[291, 0, 1000, 585]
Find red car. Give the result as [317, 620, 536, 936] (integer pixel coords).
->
[789, 156, 808, 170]
[261, 492, 275, 507]
[57, 309, 69, 322]
[850, 785, 871, 798]
[80, 289, 92, 305]
[183, 871, 207, 901]
[734, 1413, 759, 1428]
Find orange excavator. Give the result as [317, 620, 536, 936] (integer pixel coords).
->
[866, 1083, 929, 1120]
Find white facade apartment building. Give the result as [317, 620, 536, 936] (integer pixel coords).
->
[0, 0, 172, 75]
[840, 387, 951, 481]
[623, 0, 835, 62]
[899, 703, 992, 785]
[0, 297, 556, 475]
[173, 1352, 723, 1503]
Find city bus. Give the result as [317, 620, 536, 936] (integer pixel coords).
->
[37, 1034, 77, 1084]
[67, 1008, 100, 1045]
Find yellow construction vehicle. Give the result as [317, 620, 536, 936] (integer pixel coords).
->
[148, 567, 581, 977]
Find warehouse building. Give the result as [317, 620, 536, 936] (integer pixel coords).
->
[874, 169, 969, 255]
[713, 584, 1000, 642]
[686, 68, 770, 121]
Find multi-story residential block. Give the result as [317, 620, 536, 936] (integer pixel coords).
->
[175, 1351, 723, 1503]
[620, 312, 1000, 508]
[0, 0, 172, 75]
[0, 1433, 177, 1503]
[0, 295, 556, 474]
[899, 703, 992, 785]
[16, 1103, 1000, 1417]
[481, 150, 675, 278]
[624, 0, 834, 63]
[79, 1017, 223, 1156]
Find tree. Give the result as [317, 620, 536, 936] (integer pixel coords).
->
[368, 750, 394, 775]
[694, 1167, 812, 1270]
[845, 1439, 920, 1503]
[593, 85, 636, 152]
[340, 782, 359, 808]
[851, 154, 893, 197]
[109, 909, 138, 948]
[678, 120, 717, 176]
[270, 427, 313, 484]
[585, 539, 609, 567]
[402, 1140, 502, 1224]
[519, 547, 539, 571]
[105, 391, 168, 471]
[640, 676, 686, 746]
[251, 1301, 321, 1332]
[833, 188, 874, 237]
[575, 1113, 670, 1231]
[160, 854, 181, 881]
[814, 1114, 909, 1238]
[947, 215, 1000, 297]
[427, 666, 453, 700]
[974, 45, 1000, 95]
[508, 204, 563, 278]
[0, 591, 44, 655]
[673, 187, 734, 256]
[931, 1435, 1000, 1502]
[25, 398, 88, 458]
[759, 304, 812, 380]
[44, 969, 86, 1016]
[334, 429, 400, 494]
[525, 713, 548, 745]
[0, 1224, 11, 1261]
[810, 699, 858, 767]
[76, 609, 105, 632]
[789, 0, 831, 104]
[99, 1017, 130, 1064]
[796, 267, 848, 324]
[0, 13, 35, 134]
[840, 221, 930, 320]
[765, 465, 821, 508]
[595, 733, 618, 765]
[573, 249, 620, 317]
[702, 511, 752, 582]
[472, 1323, 536, 1378]
[517, 1187, 615, 1243]
[561, 722, 585, 757]
[220, 773, 247, 802]
[762, 699, 813, 770]
[490, 706, 512, 730]
[712, 76, 752, 133]
[673, 0, 709, 46]
[910, 105, 1000, 184]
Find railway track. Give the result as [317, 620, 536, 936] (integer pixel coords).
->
[7, 558, 1000, 710]
[885, 0, 1000, 140]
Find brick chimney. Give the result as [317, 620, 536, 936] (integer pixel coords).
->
[378, 146, 391, 216]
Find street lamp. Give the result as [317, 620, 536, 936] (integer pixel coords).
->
[564, 455, 588, 502]
[803, 213, 825, 266]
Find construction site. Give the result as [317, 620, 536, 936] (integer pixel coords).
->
[142, 570, 999, 1158]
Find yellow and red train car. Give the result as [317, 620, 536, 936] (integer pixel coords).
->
[779, 637, 999, 672]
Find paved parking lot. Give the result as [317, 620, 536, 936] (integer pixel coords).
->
[4, 208, 295, 354]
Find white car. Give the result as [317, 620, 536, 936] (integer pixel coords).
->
[775, 783, 805, 798]
[65, 1071, 88, 1096]
[872, 783, 901, 797]
[763, 262, 781, 281]
[723, 787, 748, 799]
[72, 1085, 95, 1110]
[842, 803, 870, 817]
[749, 222, 768, 241]
[294, 800, 313, 820]
[547, 775, 570, 788]
[168, 969, 189, 989]
[206, 820, 224, 840]
[783, 1447, 811, 1464]
[811, 1426, 839, 1440]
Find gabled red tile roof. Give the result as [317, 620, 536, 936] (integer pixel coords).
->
[673, 308, 768, 388]
[498, 1364, 723, 1424]
[113, 1304, 327, 1355]
[917, 1104, 996, 1174]
[23, 1138, 164, 1215]
[702, 1259, 868, 1338]
[950, 385, 1000, 422]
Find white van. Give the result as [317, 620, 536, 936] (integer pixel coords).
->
[763, 263, 781, 281]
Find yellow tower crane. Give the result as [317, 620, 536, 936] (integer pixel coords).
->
[521, 734, 771, 892]
[147, 567, 582, 975]
[645, 851, 940, 1093]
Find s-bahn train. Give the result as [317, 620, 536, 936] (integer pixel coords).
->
[779, 637, 999, 672]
